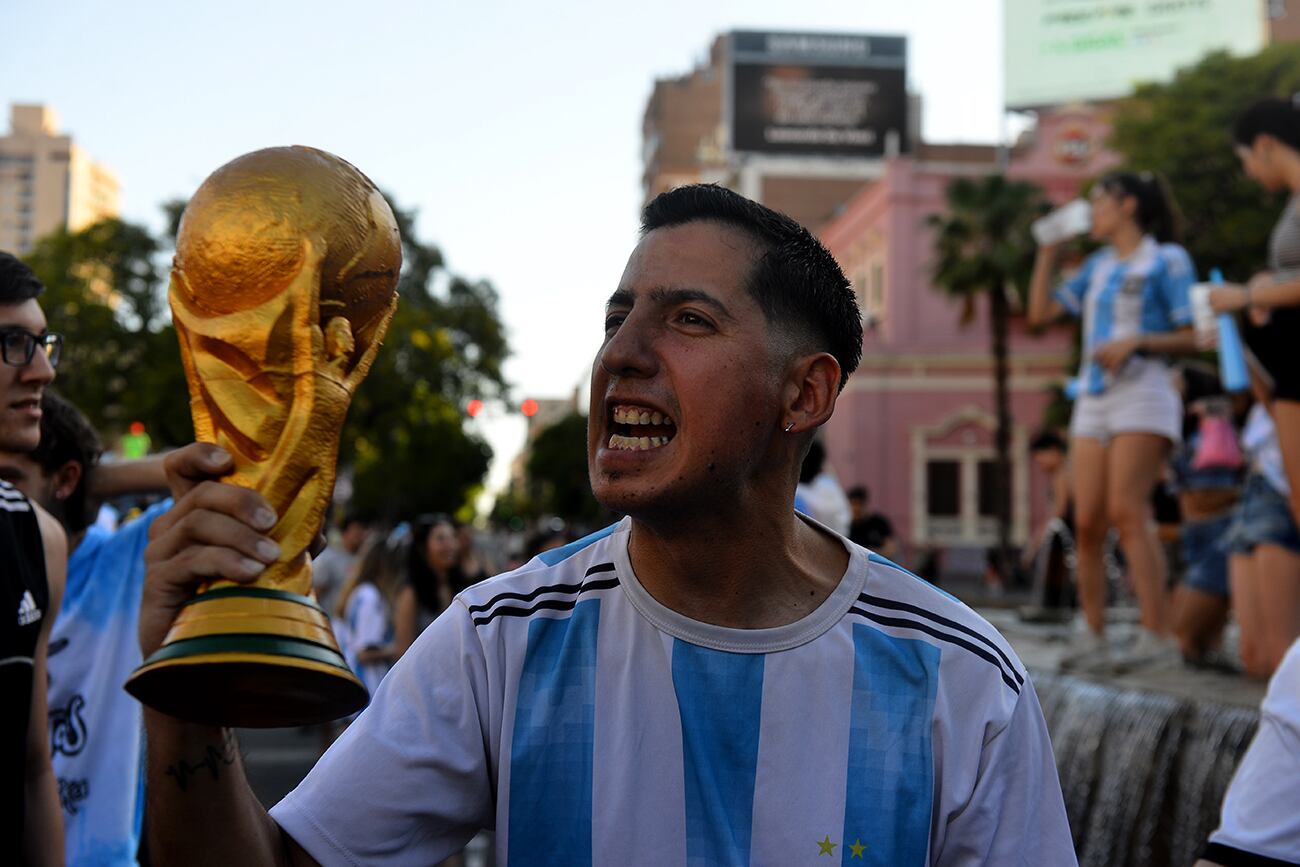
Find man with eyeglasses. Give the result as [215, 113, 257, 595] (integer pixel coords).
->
[0, 251, 66, 866]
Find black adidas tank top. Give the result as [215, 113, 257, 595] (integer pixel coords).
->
[1, 480, 49, 846]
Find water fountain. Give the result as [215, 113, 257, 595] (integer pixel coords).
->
[1034, 672, 1259, 867]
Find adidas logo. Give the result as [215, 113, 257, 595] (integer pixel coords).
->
[16, 590, 41, 627]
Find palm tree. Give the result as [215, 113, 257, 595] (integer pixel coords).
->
[927, 174, 1047, 585]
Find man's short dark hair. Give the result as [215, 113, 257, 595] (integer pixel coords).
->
[0, 252, 45, 305]
[342, 512, 371, 530]
[31, 390, 103, 533]
[1028, 429, 1066, 454]
[847, 485, 868, 502]
[641, 185, 862, 390]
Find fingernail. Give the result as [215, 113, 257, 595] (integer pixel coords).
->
[240, 558, 265, 577]
[253, 508, 277, 530]
[256, 539, 281, 562]
[206, 447, 230, 466]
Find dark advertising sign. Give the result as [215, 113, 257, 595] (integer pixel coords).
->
[729, 31, 908, 158]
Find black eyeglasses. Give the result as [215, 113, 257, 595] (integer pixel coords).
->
[0, 328, 62, 369]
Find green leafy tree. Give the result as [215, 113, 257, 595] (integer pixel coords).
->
[341, 195, 510, 519]
[24, 217, 194, 446]
[525, 412, 601, 523]
[928, 174, 1048, 581]
[1110, 45, 1300, 281]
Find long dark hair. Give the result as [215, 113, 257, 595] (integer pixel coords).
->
[407, 514, 469, 614]
[1097, 171, 1183, 244]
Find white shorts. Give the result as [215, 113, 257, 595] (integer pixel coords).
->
[1069, 358, 1182, 445]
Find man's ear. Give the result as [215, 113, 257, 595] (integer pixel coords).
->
[52, 460, 82, 503]
[781, 352, 841, 435]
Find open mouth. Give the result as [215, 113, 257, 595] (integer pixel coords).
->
[607, 404, 677, 451]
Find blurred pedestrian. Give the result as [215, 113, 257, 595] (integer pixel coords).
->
[1224, 400, 1300, 678]
[1028, 172, 1199, 673]
[394, 514, 469, 657]
[794, 439, 851, 535]
[456, 521, 490, 585]
[0, 391, 169, 865]
[335, 532, 405, 697]
[846, 485, 897, 558]
[312, 513, 371, 617]
[1023, 430, 1076, 613]
[1211, 97, 1300, 529]
[1167, 364, 1244, 667]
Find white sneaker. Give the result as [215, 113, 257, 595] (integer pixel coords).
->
[1110, 630, 1181, 674]
[1059, 629, 1111, 674]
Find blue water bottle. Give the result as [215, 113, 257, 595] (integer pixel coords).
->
[1212, 268, 1250, 392]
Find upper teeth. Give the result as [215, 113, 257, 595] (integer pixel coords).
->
[613, 405, 672, 426]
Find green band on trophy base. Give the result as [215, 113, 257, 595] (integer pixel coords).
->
[125, 584, 368, 728]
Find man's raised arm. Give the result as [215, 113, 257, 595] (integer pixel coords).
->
[139, 444, 317, 867]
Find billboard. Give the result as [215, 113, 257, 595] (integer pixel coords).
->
[729, 31, 908, 157]
[1005, 0, 1267, 109]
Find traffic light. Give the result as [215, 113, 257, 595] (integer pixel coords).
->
[521, 399, 539, 418]
[466, 399, 484, 418]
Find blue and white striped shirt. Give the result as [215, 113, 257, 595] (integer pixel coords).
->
[1055, 236, 1195, 395]
[273, 517, 1074, 866]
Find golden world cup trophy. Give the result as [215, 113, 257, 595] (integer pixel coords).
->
[125, 146, 401, 727]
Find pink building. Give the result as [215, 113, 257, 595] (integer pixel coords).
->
[820, 107, 1119, 569]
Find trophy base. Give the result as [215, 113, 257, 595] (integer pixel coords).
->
[125, 586, 368, 728]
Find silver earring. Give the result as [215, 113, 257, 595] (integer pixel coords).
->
[783, 421, 795, 433]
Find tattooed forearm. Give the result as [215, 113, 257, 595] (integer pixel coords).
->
[165, 729, 239, 792]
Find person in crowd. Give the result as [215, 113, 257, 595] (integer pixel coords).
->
[1196, 637, 1300, 866]
[311, 513, 371, 617]
[846, 485, 897, 558]
[1224, 390, 1300, 679]
[0, 390, 169, 865]
[1166, 364, 1245, 669]
[393, 514, 469, 657]
[455, 521, 490, 585]
[793, 438, 851, 535]
[1211, 97, 1300, 530]
[1020, 430, 1077, 618]
[335, 532, 405, 697]
[135, 184, 1074, 866]
[0, 251, 65, 866]
[1028, 171, 1199, 673]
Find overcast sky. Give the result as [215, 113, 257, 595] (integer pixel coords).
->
[2, 0, 1010, 502]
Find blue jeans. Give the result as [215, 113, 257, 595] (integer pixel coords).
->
[1223, 474, 1300, 556]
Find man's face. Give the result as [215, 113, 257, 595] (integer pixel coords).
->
[341, 521, 370, 554]
[0, 448, 53, 509]
[589, 221, 786, 518]
[0, 300, 56, 453]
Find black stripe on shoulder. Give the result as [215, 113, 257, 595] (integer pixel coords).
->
[849, 607, 1021, 695]
[858, 593, 1024, 686]
[466, 562, 617, 615]
[472, 576, 620, 627]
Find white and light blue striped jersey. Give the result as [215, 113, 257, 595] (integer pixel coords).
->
[48, 499, 170, 866]
[1054, 236, 1195, 395]
[272, 517, 1075, 866]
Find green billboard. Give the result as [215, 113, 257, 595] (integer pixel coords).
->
[1005, 0, 1266, 109]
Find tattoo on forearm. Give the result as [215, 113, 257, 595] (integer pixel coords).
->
[165, 730, 239, 792]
